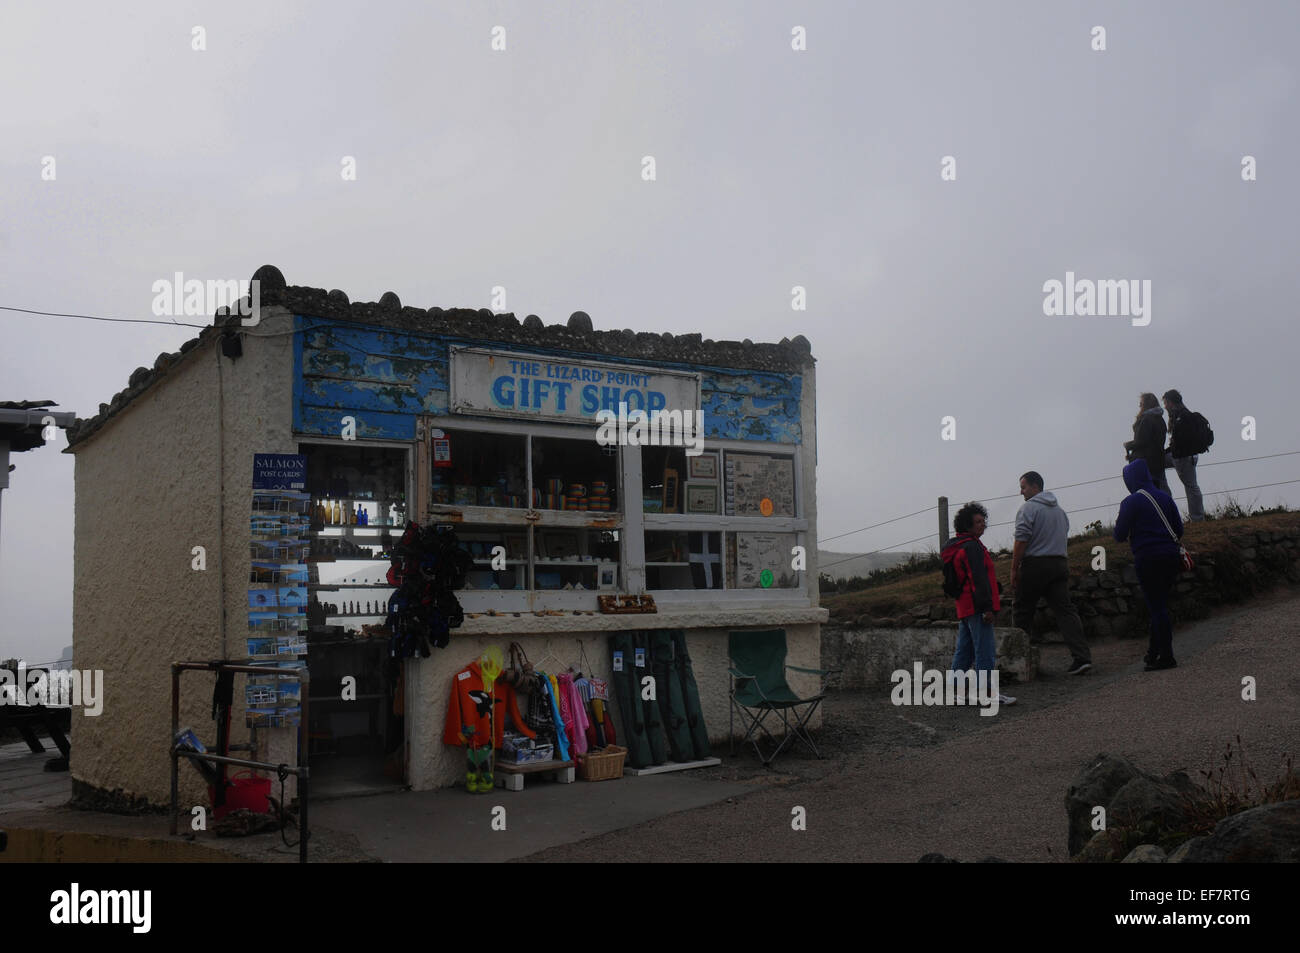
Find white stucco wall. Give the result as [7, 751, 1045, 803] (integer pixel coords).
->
[70, 307, 296, 808]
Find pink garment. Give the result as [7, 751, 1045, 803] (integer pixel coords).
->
[557, 673, 588, 756]
[566, 676, 590, 755]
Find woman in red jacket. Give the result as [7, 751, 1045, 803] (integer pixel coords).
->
[941, 502, 1016, 706]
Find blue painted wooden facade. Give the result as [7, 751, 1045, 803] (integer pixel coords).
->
[292, 317, 802, 444]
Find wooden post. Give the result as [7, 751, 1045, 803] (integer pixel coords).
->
[938, 496, 949, 549]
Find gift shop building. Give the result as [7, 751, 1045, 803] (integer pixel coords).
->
[65, 265, 824, 807]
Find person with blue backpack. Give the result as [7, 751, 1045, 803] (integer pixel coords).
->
[1114, 458, 1185, 671]
[940, 502, 1016, 706]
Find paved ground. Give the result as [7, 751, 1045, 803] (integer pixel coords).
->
[2, 591, 1296, 861]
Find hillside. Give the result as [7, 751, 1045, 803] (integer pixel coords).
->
[822, 511, 1300, 626]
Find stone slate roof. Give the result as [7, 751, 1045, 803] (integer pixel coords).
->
[65, 264, 816, 450]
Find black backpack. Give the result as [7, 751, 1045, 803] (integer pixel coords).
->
[940, 540, 967, 598]
[1181, 411, 1214, 455]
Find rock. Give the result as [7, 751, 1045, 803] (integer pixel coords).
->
[1109, 775, 1189, 831]
[1166, 837, 1202, 863]
[568, 311, 593, 333]
[909, 604, 930, 619]
[918, 852, 960, 863]
[1196, 565, 1215, 581]
[1079, 575, 1100, 591]
[1114, 597, 1128, 614]
[1075, 830, 1118, 863]
[251, 264, 286, 292]
[1176, 800, 1300, 862]
[1228, 535, 1255, 548]
[1099, 572, 1120, 589]
[1121, 844, 1167, 863]
[1121, 566, 1139, 585]
[128, 366, 151, 388]
[1238, 548, 1257, 560]
[1096, 599, 1119, 616]
[523, 314, 543, 329]
[1066, 753, 1146, 856]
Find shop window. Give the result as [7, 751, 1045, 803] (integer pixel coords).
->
[645, 531, 723, 590]
[301, 443, 410, 627]
[430, 430, 528, 508]
[727, 531, 801, 589]
[530, 435, 618, 512]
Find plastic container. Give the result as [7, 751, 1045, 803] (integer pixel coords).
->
[209, 770, 273, 820]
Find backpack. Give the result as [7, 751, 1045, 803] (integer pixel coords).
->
[1181, 411, 1214, 455]
[940, 540, 968, 598]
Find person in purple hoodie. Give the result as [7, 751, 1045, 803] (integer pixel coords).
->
[1113, 459, 1185, 671]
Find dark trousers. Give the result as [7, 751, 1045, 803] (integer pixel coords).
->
[1013, 556, 1090, 663]
[1135, 553, 1180, 662]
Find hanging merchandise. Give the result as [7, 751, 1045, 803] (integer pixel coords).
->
[609, 630, 709, 768]
[671, 630, 711, 760]
[443, 653, 534, 794]
[609, 632, 652, 768]
[650, 630, 694, 763]
[558, 672, 590, 758]
[385, 521, 472, 658]
[635, 632, 667, 765]
[538, 673, 571, 762]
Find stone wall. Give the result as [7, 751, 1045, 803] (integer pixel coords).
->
[823, 528, 1300, 688]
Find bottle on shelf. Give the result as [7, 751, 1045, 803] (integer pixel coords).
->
[332, 500, 341, 525]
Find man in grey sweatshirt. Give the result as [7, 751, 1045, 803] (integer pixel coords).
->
[1010, 471, 1092, 675]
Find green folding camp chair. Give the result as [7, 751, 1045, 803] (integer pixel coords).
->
[728, 629, 834, 766]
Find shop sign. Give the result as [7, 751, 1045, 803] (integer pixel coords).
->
[450, 347, 701, 424]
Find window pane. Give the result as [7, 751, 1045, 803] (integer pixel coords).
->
[430, 430, 527, 508]
[642, 446, 688, 513]
[535, 528, 620, 591]
[723, 452, 796, 518]
[645, 531, 722, 590]
[530, 435, 619, 511]
[728, 531, 801, 589]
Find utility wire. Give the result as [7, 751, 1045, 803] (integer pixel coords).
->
[820, 451, 1300, 546]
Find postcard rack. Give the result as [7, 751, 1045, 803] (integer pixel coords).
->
[169, 660, 311, 863]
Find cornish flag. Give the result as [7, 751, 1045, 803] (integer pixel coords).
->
[688, 532, 722, 590]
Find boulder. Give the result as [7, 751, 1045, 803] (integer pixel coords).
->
[1175, 800, 1300, 862]
[1121, 844, 1167, 863]
[1108, 775, 1189, 832]
[1074, 830, 1118, 863]
[1066, 753, 1145, 856]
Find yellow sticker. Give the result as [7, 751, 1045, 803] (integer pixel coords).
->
[759, 498, 774, 517]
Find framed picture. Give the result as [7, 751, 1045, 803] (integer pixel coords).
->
[685, 483, 719, 514]
[688, 451, 719, 481]
[598, 562, 618, 591]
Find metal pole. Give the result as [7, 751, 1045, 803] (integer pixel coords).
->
[298, 668, 310, 864]
[938, 496, 950, 549]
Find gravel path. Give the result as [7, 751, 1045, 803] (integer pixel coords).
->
[521, 591, 1300, 862]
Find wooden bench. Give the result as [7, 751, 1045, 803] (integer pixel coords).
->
[492, 758, 575, 791]
[0, 705, 71, 762]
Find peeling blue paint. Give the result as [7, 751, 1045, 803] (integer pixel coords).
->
[293, 316, 803, 444]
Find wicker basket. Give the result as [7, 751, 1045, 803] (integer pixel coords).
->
[577, 745, 627, 781]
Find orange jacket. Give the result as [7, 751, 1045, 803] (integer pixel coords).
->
[443, 660, 536, 749]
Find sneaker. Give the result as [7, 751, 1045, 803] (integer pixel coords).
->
[1144, 658, 1177, 672]
[1066, 659, 1093, 676]
[997, 693, 1017, 706]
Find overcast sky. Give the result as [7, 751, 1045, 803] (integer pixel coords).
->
[3, 1, 1298, 662]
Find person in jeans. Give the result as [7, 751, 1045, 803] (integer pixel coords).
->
[1114, 458, 1184, 670]
[1163, 388, 1204, 522]
[1124, 392, 1169, 492]
[941, 502, 1016, 706]
[1011, 471, 1092, 675]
